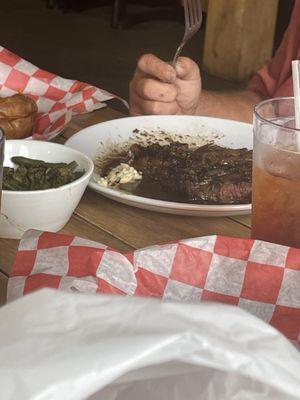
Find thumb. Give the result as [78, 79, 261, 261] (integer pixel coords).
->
[175, 57, 200, 81]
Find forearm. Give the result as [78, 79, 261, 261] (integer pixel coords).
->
[195, 90, 264, 123]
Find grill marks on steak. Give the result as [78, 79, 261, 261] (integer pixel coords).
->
[129, 142, 252, 204]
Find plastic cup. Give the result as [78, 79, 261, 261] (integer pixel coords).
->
[251, 97, 300, 247]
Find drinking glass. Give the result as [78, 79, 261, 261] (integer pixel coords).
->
[252, 97, 300, 247]
[0, 130, 4, 211]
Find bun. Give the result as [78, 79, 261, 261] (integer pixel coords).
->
[0, 93, 38, 139]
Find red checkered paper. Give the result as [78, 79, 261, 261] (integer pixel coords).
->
[0, 46, 123, 140]
[8, 230, 300, 346]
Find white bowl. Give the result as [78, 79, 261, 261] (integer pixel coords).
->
[0, 140, 94, 239]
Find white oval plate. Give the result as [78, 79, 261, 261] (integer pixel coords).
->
[65, 115, 253, 217]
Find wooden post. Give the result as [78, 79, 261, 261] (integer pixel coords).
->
[203, 0, 279, 82]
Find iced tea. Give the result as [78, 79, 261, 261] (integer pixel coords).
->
[252, 165, 300, 248]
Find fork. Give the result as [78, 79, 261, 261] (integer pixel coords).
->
[172, 0, 202, 67]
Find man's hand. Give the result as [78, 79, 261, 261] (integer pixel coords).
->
[129, 54, 201, 116]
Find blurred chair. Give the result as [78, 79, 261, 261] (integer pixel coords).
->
[46, 0, 183, 29]
[46, 0, 63, 7]
[111, 0, 183, 29]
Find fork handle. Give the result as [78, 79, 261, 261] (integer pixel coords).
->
[171, 41, 186, 68]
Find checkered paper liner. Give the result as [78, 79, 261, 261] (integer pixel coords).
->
[0, 46, 123, 140]
[7, 230, 300, 346]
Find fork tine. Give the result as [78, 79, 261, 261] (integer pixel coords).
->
[193, 0, 201, 26]
[172, 0, 202, 65]
[192, 0, 199, 26]
[187, 0, 198, 27]
[183, 0, 190, 29]
[196, 0, 202, 25]
[188, 0, 194, 28]
[187, 0, 194, 27]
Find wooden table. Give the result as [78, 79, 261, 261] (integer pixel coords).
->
[0, 106, 251, 305]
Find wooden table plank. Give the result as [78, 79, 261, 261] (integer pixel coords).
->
[63, 107, 124, 139]
[0, 214, 134, 277]
[0, 238, 19, 277]
[0, 272, 8, 306]
[68, 215, 134, 253]
[230, 215, 251, 228]
[75, 190, 251, 249]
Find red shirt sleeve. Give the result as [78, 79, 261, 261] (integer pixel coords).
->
[248, 0, 300, 98]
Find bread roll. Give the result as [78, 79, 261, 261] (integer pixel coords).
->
[0, 93, 38, 139]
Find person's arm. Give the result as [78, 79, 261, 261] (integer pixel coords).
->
[129, 54, 263, 123]
[195, 89, 263, 123]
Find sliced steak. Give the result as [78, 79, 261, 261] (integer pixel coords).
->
[129, 142, 252, 204]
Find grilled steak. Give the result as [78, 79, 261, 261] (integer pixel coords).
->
[129, 142, 252, 204]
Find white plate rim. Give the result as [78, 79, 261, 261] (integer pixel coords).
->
[88, 181, 251, 212]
